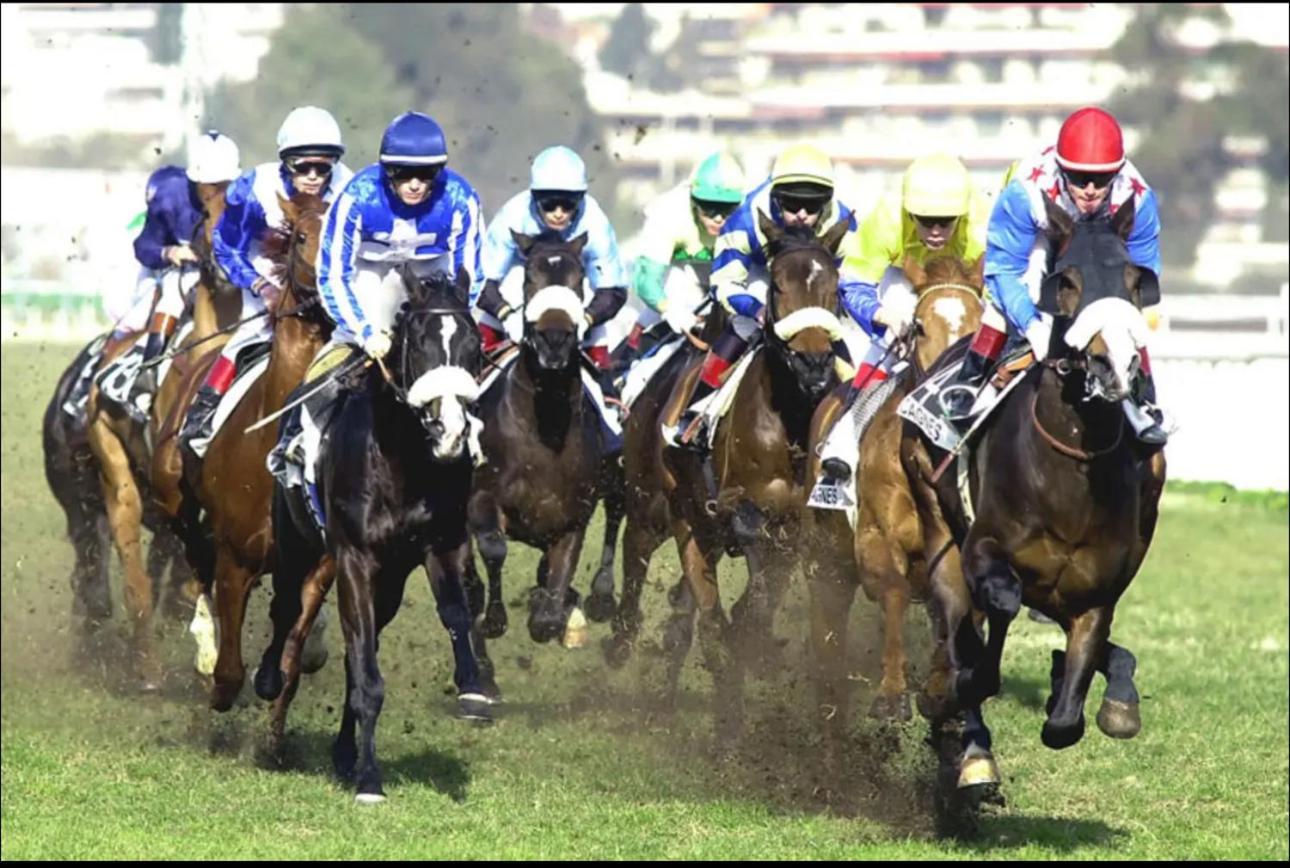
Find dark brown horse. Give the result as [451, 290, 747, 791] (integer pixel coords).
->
[465, 230, 617, 691]
[658, 213, 851, 736]
[188, 192, 331, 710]
[907, 198, 1166, 789]
[802, 254, 984, 736]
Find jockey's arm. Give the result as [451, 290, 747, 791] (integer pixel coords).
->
[316, 187, 374, 340]
[839, 278, 883, 338]
[581, 213, 629, 326]
[132, 199, 175, 271]
[983, 182, 1044, 334]
[477, 216, 520, 319]
[632, 256, 670, 313]
[476, 279, 509, 319]
[1126, 188, 1163, 277]
[585, 286, 627, 326]
[838, 204, 898, 338]
[711, 224, 764, 319]
[212, 177, 270, 293]
[448, 185, 484, 287]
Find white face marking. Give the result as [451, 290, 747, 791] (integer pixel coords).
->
[439, 313, 457, 365]
[932, 297, 967, 337]
[548, 255, 562, 267]
[807, 259, 824, 289]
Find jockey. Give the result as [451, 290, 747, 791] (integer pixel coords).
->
[665, 143, 860, 450]
[125, 131, 242, 410]
[271, 111, 483, 473]
[938, 106, 1168, 445]
[817, 152, 989, 484]
[181, 106, 353, 450]
[622, 151, 746, 364]
[474, 145, 629, 437]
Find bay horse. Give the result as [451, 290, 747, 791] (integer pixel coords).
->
[264, 263, 488, 802]
[58, 180, 237, 684]
[907, 197, 1166, 788]
[187, 192, 332, 711]
[464, 230, 617, 687]
[802, 254, 984, 738]
[659, 213, 851, 737]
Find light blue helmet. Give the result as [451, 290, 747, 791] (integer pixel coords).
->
[529, 146, 587, 193]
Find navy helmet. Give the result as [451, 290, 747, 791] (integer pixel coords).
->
[380, 112, 448, 167]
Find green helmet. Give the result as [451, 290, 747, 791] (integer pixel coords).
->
[690, 152, 745, 204]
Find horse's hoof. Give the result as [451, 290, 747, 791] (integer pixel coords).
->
[1041, 714, 1086, 750]
[457, 693, 495, 724]
[253, 665, 283, 702]
[583, 588, 617, 623]
[354, 791, 386, 805]
[209, 678, 242, 713]
[561, 608, 588, 650]
[482, 601, 509, 639]
[602, 635, 633, 669]
[1096, 698, 1141, 740]
[869, 691, 912, 723]
[957, 745, 1001, 789]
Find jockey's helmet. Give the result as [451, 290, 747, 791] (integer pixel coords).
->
[1056, 107, 1125, 173]
[276, 106, 345, 160]
[690, 152, 745, 205]
[770, 144, 834, 207]
[186, 131, 241, 184]
[902, 153, 971, 218]
[530, 146, 588, 194]
[379, 112, 448, 167]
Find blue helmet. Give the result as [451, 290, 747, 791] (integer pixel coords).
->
[380, 112, 448, 167]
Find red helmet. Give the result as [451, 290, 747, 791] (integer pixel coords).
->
[1056, 107, 1125, 172]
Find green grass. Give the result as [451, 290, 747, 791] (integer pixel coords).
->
[3, 342, 1287, 859]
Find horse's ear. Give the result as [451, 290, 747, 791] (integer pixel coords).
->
[569, 232, 589, 257]
[1042, 195, 1074, 244]
[970, 254, 986, 287]
[902, 254, 927, 289]
[1128, 263, 1160, 308]
[454, 268, 473, 306]
[820, 218, 850, 257]
[757, 209, 782, 247]
[1111, 197, 1136, 241]
[511, 229, 536, 256]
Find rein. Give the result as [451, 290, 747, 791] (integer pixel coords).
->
[1029, 361, 1124, 461]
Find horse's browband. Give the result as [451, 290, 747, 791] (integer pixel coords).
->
[918, 282, 980, 298]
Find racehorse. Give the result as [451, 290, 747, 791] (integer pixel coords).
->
[802, 254, 984, 737]
[658, 213, 851, 737]
[263, 263, 488, 802]
[188, 192, 332, 711]
[464, 230, 617, 689]
[906, 197, 1166, 788]
[49, 180, 236, 684]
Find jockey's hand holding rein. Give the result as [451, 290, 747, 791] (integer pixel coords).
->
[363, 330, 393, 361]
[164, 244, 198, 267]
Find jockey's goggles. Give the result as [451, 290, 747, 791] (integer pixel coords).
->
[693, 199, 738, 220]
[385, 164, 442, 184]
[772, 191, 829, 217]
[1062, 168, 1117, 190]
[286, 158, 336, 178]
[911, 213, 959, 229]
[535, 192, 583, 214]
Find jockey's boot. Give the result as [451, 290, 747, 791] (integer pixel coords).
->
[181, 385, 222, 455]
[127, 314, 178, 417]
[816, 362, 889, 484]
[940, 323, 1006, 422]
[1123, 356, 1168, 447]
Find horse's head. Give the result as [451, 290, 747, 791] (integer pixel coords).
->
[903, 253, 985, 374]
[1039, 196, 1158, 403]
[512, 230, 588, 372]
[758, 210, 849, 400]
[394, 261, 481, 462]
[265, 192, 327, 317]
[192, 181, 237, 297]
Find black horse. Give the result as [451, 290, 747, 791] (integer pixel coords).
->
[263, 262, 488, 803]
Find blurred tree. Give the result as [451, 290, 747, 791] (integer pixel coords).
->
[202, 5, 414, 171]
[345, 4, 622, 219]
[1110, 6, 1290, 270]
[599, 3, 654, 80]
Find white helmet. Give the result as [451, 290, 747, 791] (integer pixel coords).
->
[186, 131, 241, 184]
[276, 106, 345, 158]
[530, 145, 588, 192]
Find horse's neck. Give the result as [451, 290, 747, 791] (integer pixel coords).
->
[516, 349, 582, 451]
[191, 281, 219, 338]
[762, 349, 818, 448]
[265, 300, 322, 407]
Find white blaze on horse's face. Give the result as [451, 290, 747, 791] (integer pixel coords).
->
[931, 296, 968, 338]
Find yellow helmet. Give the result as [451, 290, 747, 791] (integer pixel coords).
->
[771, 143, 835, 189]
[902, 153, 972, 217]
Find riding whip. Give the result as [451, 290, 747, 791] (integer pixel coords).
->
[242, 355, 370, 434]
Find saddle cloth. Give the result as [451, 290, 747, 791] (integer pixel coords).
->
[806, 373, 906, 526]
[62, 333, 110, 418]
[621, 334, 687, 411]
[188, 352, 272, 459]
[898, 346, 1037, 454]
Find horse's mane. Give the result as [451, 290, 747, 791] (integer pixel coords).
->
[921, 254, 978, 287]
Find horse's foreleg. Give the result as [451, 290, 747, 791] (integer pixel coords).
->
[604, 512, 665, 667]
[89, 413, 158, 689]
[336, 556, 386, 802]
[919, 540, 970, 723]
[209, 549, 256, 711]
[1095, 639, 1142, 740]
[426, 541, 494, 721]
[958, 534, 1021, 705]
[1043, 605, 1112, 750]
[470, 497, 509, 639]
[857, 516, 915, 722]
[674, 516, 739, 742]
[528, 529, 587, 646]
[270, 554, 335, 749]
[586, 461, 626, 623]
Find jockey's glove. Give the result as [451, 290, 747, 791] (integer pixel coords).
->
[252, 277, 281, 309]
[663, 301, 698, 335]
[1025, 315, 1053, 362]
[874, 290, 916, 334]
[165, 244, 198, 267]
[363, 330, 393, 361]
[502, 309, 525, 344]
